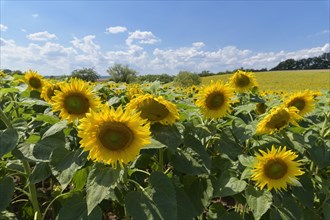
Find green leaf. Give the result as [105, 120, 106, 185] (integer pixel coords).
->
[29, 162, 51, 184]
[307, 144, 330, 169]
[50, 148, 87, 191]
[72, 168, 88, 192]
[238, 155, 255, 167]
[215, 127, 242, 160]
[183, 176, 213, 215]
[86, 164, 121, 215]
[292, 175, 314, 208]
[42, 121, 68, 140]
[148, 172, 177, 220]
[35, 114, 60, 125]
[0, 210, 17, 220]
[231, 118, 253, 143]
[0, 176, 15, 211]
[245, 186, 272, 220]
[323, 202, 330, 220]
[173, 180, 199, 219]
[151, 124, 182, 153]
[32, 131, 65, 161]
[0, 87, 19, 95]
[57, 194, 102, 220]
[142, 138, 166, 149]
[125, 191, 162, 220]
[0, 128, 18, 157]
[214, 172, 247, 197]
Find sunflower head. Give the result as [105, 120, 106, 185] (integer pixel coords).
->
[126, 94, 179, 125]
[41, 81, 63, 103]
[195, 81, 234, 119]
[251, 145, 304, 191]
[51, 78, 101, 122]
[24, 70, 45, 91]
[126, 84, 144, 100]
[78, 105, 151, 166]
[283, 90, 315, 116]
[229, 70, 258, 93]
[255, 102, 267, 115]
[256, 106, 301, 135]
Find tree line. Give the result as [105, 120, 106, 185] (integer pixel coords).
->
[2, 53, 329, 84]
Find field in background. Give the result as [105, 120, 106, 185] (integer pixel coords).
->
[202, 69, 330, 92]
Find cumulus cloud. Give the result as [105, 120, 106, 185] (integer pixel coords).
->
[105, 26, 127, 34]
[126, 30, 160, 46]
[32, 13, 39, 18]
[1, 32, 329, 76]
[27, 31, 58, 41]
[0, 24, 8, 32]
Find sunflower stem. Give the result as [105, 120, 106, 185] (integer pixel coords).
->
[23, 161, 42, 220]
[0, 107, 12, 128]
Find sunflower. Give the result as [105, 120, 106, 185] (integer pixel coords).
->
[126, 94, 179, 125]
[283, 90, 315, 116]
[40, 81, 63, 104]
[195, 81, 234, 119]
[251, 145, 304, 191]
[256, 106, 301, 135]
[255, 102, 267, 115]
[78, 105, 151, 166]
[51, 78, 101, 122]
[126, 84, 144, 100]
[229, 70, 258, 92]
[24, 70, 45, 92]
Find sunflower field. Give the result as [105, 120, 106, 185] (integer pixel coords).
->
[0, 70, 329, 220]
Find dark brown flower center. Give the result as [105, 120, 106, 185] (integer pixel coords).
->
[139, 99, 169, 122]
[47, 85, 61, 99]
[205, 92, 224, 110]
[235, 74, 250, 87]
[288, 98, 305, 111]
[29, 77, 42, 89]
[264, 159, 288, 179]
[98, 123, 133, 150]
[64, 93, 90, 115]
[265, 109, 290, 130]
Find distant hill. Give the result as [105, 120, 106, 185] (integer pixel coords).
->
[271, 52, 330, 71]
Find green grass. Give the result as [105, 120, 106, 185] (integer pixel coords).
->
[201, 69, 330, 91]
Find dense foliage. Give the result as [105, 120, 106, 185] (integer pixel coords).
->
[271, 53, 330, 70]
[174, 71, 201, 87]
[0, 71, 329, 220]
[71, 68, 100, 82]
[107, 63, 138, 83]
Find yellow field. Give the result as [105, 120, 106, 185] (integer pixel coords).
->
[201, 69, 330, 92]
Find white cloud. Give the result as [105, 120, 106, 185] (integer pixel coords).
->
[21, 29, 27, 33]
[126, 30, 160, 46]
[27, 31, 58, 41]
[0, 24, 8, 32]
[32, 13, 39, 18]
[1, 32, 329, 76]
[308, 29, 330, 38]
[105, 26, 127, 34]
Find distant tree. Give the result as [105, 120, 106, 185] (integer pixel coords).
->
[107, 63, 137, 83]
[138, 73, 174, 83]
[198, 70, 214, 77]
[12, 70, 23, 75]
[2, 69, 12, 74]
[71, 68, 100, 82]
[174, 71, 201, 87]
[271, 53, 330, 70]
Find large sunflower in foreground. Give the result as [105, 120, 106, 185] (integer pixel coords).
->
[126, 94, 179, 125]
[78, 105, 151, 166]
[195, 81, 234, 119]
[51, 78, 101, 122]
[251, 145, 304, 191]
[229, 70, 258, 92]
[256, 106, 301, 135]
[283, 90, 315, 116]
[24, 70, 45, 92]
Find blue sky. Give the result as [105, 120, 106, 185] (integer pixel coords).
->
[1, 1, 329, 76]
